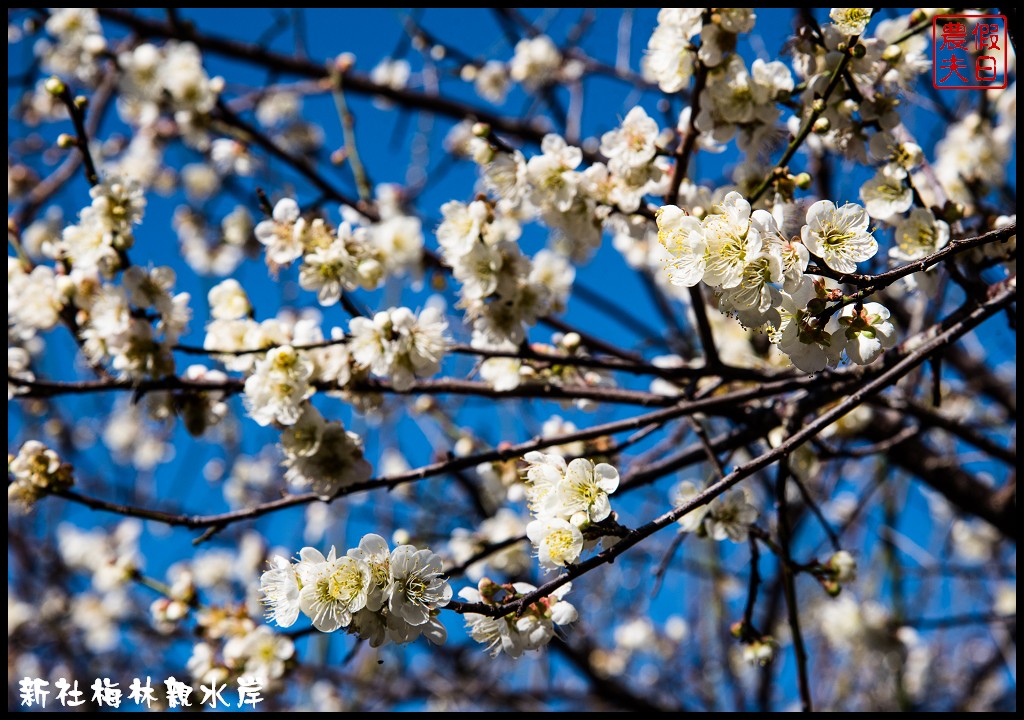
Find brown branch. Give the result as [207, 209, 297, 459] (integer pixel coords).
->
[97, 9, 554, 147]
[808, 222, 1016, 289]
[43, 381, 808, 530]
[446, 279, 1016, 618]
[860, 409, 1016, 540]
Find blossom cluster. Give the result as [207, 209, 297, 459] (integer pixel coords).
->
[260, 535, 451, 648]
[658, 193, 897, 372]
[436, 196, 571, 349]
[255, 196, 423, 306]
[458, 578, 578, 659]
[203, 275, 446, 491]
[8, 440, 73, 511]
[522, 451, 621, 570]
[672, 480, 758, 543]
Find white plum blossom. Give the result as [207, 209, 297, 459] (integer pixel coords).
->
[720, 249, 784, 315]
[837, 302, 896, 365]
[281, 413, 372, 497]
[8, 347, 34, 400]
[8, 440, 72, 511]
[479, 355, 523, 391]
[208, 278, 251, 320]
[673, 481, 712, 533]
[828, 550, 858, 584]
[369, 58, 411, 92]
[702, 192, 761, 289]
[777, 278, 843, 373]
[657, 205, 707, 287]
[242, 345, 315, 426]
[829, 8, 873, 36]
[8, 263, 63, 338]
[298, 549, 373, 632]
[705, 489, 759, 542]
[859, 170, 913, 221]
[255, 198, 305, 265]
[522, 450, 568, 515]
[526, 134, 583, 213]
[526, 517, 584, 570]
[890, 208, 949, 263]
[348, 306, 447, 391]
[224, 626, 294, 684]
[437, 199, 490, 257]
[674, 481, 759, 542]
[298, 236, 359, 306]
[459, 579, 578, 658]
[550, 458, 620, 525]
[643, 9, 702, 93]
[387, 545, 452, 626]
[600, 106, 660, 173]
[369, 214, 423, 276]
[260, 556, 301, 628]
[472, 60, 509, 103]
[868, 133, 922, 179]
[801, 200, 878, 274]
[262, 537, 450, 647]
[347, 533, 392, 612]
[509, 35, 562, 89]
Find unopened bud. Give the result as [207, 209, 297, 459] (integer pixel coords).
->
[413, 396, 437, 414]
[335, 52, 356, 73]
[561, 332, 582, 351]
[850, 42, 866, 58]
[827, 550, 857, 583]
[909, 9, 928, 25]
[811, 98, 826, 113]
[74, 95, 88, 110]
[794, 172, 812, 190]
[471, 122, 491, 138]
[882, 44, 903, 63]
[812, 117, 831, 134]
[57, 133, 76, 149]
[44, 76, 65, 96]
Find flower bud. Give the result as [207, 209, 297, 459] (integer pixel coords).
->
[827, 550, 857, 583]
[44, 76, 65, 96]
[882, 44, 903, 63]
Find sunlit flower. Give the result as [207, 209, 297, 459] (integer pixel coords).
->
[260, 555, 301, 628]
[801, 200, 877, 274]
[298, 549, 373, 632]
[837, 301, 896, 365]
[657, 205, 707, 287]
[526, 517, 584, 570]
[386, 545, 452, 626]
[829, 8, 873, 36]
